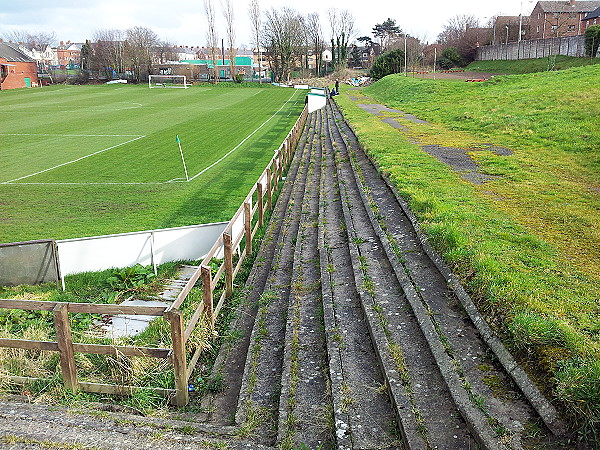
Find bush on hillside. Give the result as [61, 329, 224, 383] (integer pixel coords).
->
[585, 25, 600, 57]
[370, 49, 406, 80]
[436, 47, 465, 70]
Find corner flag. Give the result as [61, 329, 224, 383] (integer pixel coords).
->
[176, 135, 189, 182]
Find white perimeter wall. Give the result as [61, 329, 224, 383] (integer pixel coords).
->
[57, 222, 227, 276]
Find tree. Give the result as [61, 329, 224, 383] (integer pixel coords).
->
[584, 24, 600, 57]
[370, 48, 405, 80]
[2, 29, 56, 49]
[248, 0, 262, 83]
[263, 7, 304, 82]
[372, 18, 401, 51]
[124, 26, 159, 83]
[437, 14, 481, 64]
[436, 46, 463, 69]
[222, 0, 237, 80]
[204, 0, 220, 83]
[91, 29, 126, 79]
[305, 12, 325, 76]
[327, 8, 355, 70]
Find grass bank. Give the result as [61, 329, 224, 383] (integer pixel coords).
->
[466, 55, 600, 74]
[337, 65, 600, 441]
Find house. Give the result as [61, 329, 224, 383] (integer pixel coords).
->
[17, 43, 57, 72]
[56, 41, 83, 69]
[582, 6, 600, 27]
[0, 41, 39, 89]
[529, 0, 600, 39]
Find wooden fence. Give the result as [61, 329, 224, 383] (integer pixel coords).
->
[0, 105, 308, 407]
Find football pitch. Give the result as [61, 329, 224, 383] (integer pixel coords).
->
[0, 84, 304, 243]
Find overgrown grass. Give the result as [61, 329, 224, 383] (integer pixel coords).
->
[337, 66, 600, 441]
[466, 55, 600, 74]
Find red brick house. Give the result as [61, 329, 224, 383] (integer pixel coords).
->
[56, 41, 83, 69]
[529, 1, 600, 39]
[0, 42, 39, 90]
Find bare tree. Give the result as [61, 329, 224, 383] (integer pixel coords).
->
[437, 14, 482, 64]
[222, 0, 237, 80]
[327, 8, 355, 70]
[155, 41, 178, 64]
[306, 12, 325, 77]
[2, 29, 56, 49]
[92, 29, 126, 79]
[124, 26, 160, 83]
[204, 0, 220, 83]
[248, 0, 262, 83]
[263, 7, 304, 82]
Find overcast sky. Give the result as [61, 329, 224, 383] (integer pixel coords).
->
[0, 0, 537, 47]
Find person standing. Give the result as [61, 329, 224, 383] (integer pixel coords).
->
[335, 79, 339, 92]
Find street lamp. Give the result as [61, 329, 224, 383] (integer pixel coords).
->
[505, 24, 509, 44]
[519, 0, 533, 42]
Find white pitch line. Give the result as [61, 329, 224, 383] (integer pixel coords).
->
[1, 135, 146, 184]
[187, 90, 298, 182]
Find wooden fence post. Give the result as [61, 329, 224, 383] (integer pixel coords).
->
[266, 168, 272, 211]
[223, 232, 233, 298]
[53, 303, 79, 392]
[201, 265, 214, 325]
[257, 182, 264, 228]
[274, 160, 280, 190]
[244, 201, 252, 257]
[166, 309, 189, 407]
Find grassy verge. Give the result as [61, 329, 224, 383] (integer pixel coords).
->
[337, 66, 599, 441]
[466, 55, 600, 74]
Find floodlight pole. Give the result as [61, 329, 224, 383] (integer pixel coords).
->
[176, 135, 189, 182]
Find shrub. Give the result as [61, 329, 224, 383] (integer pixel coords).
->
[370, 49, 406, 80]
[584, 25, 600, 57]
[436, 47, 465, 69]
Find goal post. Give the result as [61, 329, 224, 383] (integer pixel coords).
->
[148, 75, 189, 89]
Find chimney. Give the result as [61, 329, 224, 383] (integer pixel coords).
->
[570, 0, 575, 6]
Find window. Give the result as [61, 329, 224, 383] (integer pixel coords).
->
[537, 25, 540, 32]
[568, 25, 575, 32]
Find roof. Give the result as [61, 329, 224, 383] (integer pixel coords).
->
[583, 5, 600, 18]
[181, 57, 253, 66]
[536, 1, 600, 13]
[0, 42, 35, 63]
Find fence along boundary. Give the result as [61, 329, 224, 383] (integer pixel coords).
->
[0, 105, 308, 406]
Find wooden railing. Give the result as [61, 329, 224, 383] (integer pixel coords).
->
[0, 105, 308, 406]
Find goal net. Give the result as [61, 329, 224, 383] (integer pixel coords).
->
[148, 75, 189, 89]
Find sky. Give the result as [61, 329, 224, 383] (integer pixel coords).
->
[0, 0, 538, 47]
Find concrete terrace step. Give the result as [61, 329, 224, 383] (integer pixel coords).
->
[233, 110, 320, 445]
[197, 112, 316, 427]
[319, 106, 405, 450]
[277, 108, 331, 448]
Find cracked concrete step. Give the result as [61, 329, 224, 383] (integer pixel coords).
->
[277, 108, 332, 448]
[198, 111, 317, 427]
[320, 105, 405, 450]
[233, 110, 317, 446]
[0, 398, 275, 450]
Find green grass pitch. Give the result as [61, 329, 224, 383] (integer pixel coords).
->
[0, 84, 304, 243]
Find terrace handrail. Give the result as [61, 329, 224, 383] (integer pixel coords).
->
[0, 105, 308, 407]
